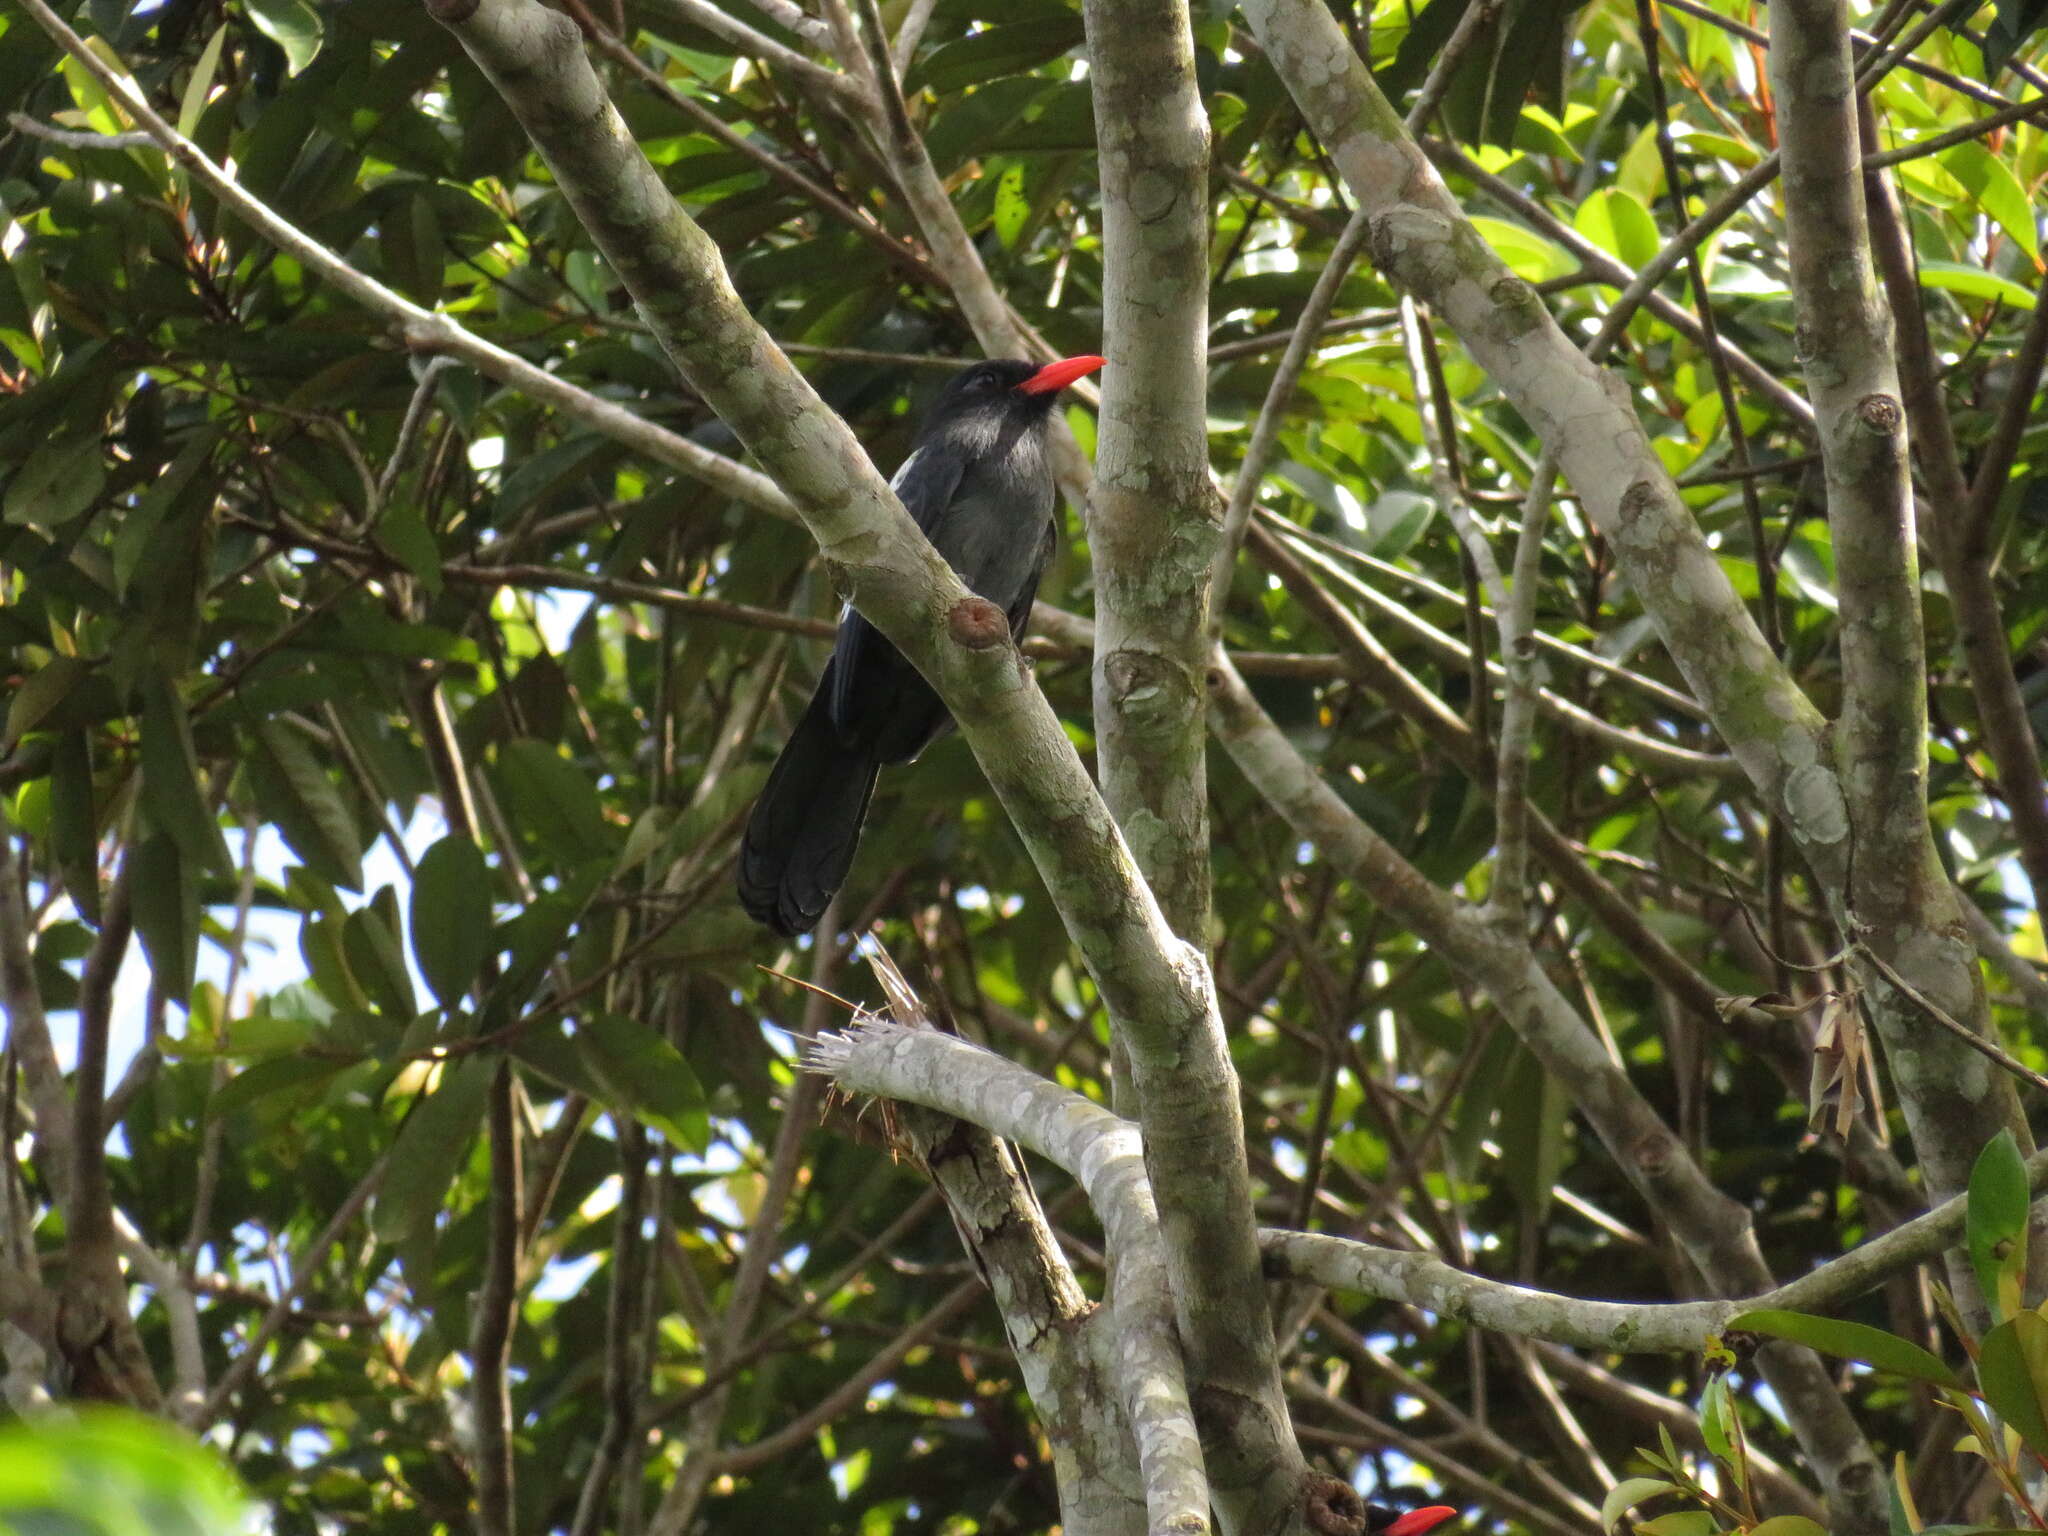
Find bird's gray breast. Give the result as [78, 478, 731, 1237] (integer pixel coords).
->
[924, 417, 1052, 601]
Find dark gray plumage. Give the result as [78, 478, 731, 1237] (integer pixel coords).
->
[737, 356, 1101, 937]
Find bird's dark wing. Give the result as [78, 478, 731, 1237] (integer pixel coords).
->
[892, 442, 970, 536]
[1004, 516, 1058, 638]
[828, 445, 966, 736]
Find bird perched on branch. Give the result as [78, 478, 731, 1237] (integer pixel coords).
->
[738, 353, 1104, 937]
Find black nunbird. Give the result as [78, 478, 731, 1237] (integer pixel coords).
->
[738, 354, 1105, 937]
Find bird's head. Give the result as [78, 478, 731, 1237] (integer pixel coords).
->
[930, 354, 1104, 424]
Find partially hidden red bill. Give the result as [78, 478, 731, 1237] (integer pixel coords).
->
[1019, 354, 1106, 394]
[1384, 1506, 1460, 1536]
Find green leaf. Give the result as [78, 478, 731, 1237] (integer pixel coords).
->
[113, 429, 219, 599]
[1497, 1040, 1565, 1229]
[140, 669, 230, 875]
[1966, 1127, 2029, 1323]
[495, 739, 614, 867]
[1917, 262, 2037, 310]
[344, 903, 417, 1020]
[4, 434, 105, 528]
[1574, 188, 1661, 271]
[1727, 1309, 1961, 1387]
[508, 1018, 610, 1107]
[1513, 108, 1581, 162]
[4, 655, 93, 749]
[1941, 143, 2039, 259]
[1892, 1450, 1922, 1536]
[1615, 121, 1667, 204]
[1698, 1374, 1734, 1466]
[130, 834, 198, 1004]
[576, 1012, 710, 1152]
[300, 913, 371, 1013]
[993, 163, 1030, 249]
[1470, 216, 1576, 282]
[1380, 0, 1471, 98]
[208, 1054, 351, 1121]
[49, 730, 99, 924]
[248, 720, 363, 892]
[0, 1407, 251, 1535]
[1636, 1516, 1719, 1536]
[372, 1056, 494, 1241]
[1602, 1477, 1678, 1530]
[411, 836, 494, 1011]
[512, 1011, 712, 1155]
[1749, 1520, 1827, 1536]
[1977, 1311, 2048, 1466]
[244, 0, 324, 75]
[908, 17, 1084, 94]
[375, 500, 444, 595]
[484, 859, 607, 1022]
[1982, 0, 2048, 74]
[177, 24, 228, 142]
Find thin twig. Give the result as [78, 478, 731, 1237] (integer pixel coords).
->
[1404, 0, 1507, 132]
[1655, 0, 2017, 107]
[1209, 208, 1374, 623]
[1273, 515, 1711, 718]
[890, 0, 940, 73]
[1206, 309, 1400, 362]
[1853, 939, 2048, 1098]
[375, 357, 458, 508]
[1632, 0, 1778, 651]
[471, 1063, 522, 1536]
[1964, 260, 2048, 552]
[6, 111, 153, 149]
[569, 5, 941, 292]
[1488, 456, 1558, 931]
[639, 0, 864, 102]
[197, 1146, 397, 1422]
[1863, 95, 2048, 171]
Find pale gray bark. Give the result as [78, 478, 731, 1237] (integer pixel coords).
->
[1768, 0, 2035, 1283]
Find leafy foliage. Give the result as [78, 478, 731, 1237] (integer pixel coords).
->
[1663, 1142, 2048, 1536]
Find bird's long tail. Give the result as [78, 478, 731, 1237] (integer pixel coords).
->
[737, 687, 880, 937]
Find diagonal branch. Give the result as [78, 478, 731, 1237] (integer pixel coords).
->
[640, 0, 864, 103]
[807, 1019, 1209, 1531]
[1205, 651, 1885, 1531]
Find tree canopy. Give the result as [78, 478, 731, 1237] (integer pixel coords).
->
[1, 0, 2046, 1533]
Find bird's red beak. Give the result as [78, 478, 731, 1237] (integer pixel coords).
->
[1383, 1508, 1458, 1536]
[1018, 353, 1105, 395]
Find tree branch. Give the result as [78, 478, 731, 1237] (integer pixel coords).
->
[1769, 0, 2028, 1258]
[1268, 1138, 2048, 1349]
[806, 1019, 1210, 1531]
[1861, 102, 2048, 910]
[1205, 652, 1885, 1531]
